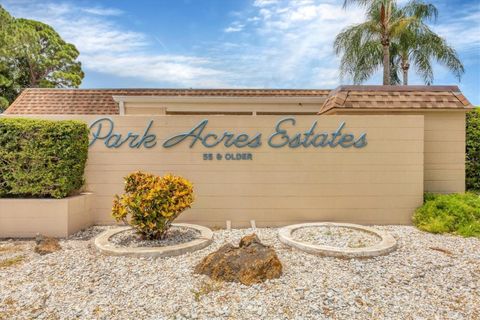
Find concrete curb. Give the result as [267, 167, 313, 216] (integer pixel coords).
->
[278, 222, 397, 258]
[94, 223, 213, 258]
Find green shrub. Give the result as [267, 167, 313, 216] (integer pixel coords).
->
[466, 108, 480, 191]
[413, 193, 480, 237]
[112, 171, 194, 239]
[0, 97, 9, 112]
[0, 118, 88, 198]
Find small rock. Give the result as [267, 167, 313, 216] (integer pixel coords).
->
[34, 235, 61, 255]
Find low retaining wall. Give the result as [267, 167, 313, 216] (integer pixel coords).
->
[0, 193, 93, 238]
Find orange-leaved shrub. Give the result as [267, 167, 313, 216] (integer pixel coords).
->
[112, 171, 194, 239]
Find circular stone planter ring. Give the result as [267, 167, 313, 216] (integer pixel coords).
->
[95, 223, 213, 258]
[278, 222, 397, 258]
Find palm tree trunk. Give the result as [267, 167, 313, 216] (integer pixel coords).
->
[400, 54, 410, 85]
[382, 40, 390, 85]
[402, 63, 410, 85]
[380, 2, 391, 85]
[402, 68, 408, 85]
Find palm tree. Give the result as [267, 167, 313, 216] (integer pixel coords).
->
[336, 0, 407, 85]
[393, 20, 464, 85]
[335, 0, 462, 85]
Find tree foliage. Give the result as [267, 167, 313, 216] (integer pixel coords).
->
[0, 5, 84, 111]
[336, 0, 464, 85]
[466, 108, 480, 191]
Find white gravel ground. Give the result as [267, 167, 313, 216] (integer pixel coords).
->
[291, 226, 381, 248]
[109, 227, 200, 248]
[0, 226, 479, 320]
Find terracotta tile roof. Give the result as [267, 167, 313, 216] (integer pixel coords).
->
[4, 86, 473, 115]
[4, 88, 331, 115]
[319, 85, 474, 114]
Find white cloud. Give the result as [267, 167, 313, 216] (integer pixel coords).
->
[212, 0, 365, 87]
[3, 1, 231, 87]
[80, 6, 124, 16]
[253, 0, 279, 8]
[4, 0, 364, 88]
[224, 22, 245, 33]
[287, 5, 320, 22]
[433, 4, 480, 53]
[3, 0, 475, 89]
[83, 54, 228, 87]
[224, 26, 243, 32]
[247, 16, 261, 22]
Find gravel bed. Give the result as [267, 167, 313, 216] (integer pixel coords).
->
[291, 226, 381, 248]
[109, 227, 201, 248]
[0, 226, 479, 319]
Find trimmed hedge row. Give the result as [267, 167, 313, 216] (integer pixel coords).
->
[466, 108, 480, 191]
[0, 118, 89, 198]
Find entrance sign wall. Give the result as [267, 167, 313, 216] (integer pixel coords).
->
[16, 115, 425, 227]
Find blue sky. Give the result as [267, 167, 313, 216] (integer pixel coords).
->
[3, 0, 480, 104]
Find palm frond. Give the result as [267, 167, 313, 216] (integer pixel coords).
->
[334, 21, 383, 84]
[402, 0, 438, 22]
[412, 48, 434, 84]
[421, 32, 464, 81]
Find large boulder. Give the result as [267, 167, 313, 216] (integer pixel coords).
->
[194, 234, 282, 285]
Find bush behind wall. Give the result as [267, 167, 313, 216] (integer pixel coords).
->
[414, 193, 480, 237]
[466, 108, 480, 191]
[0, 118, 89, 198]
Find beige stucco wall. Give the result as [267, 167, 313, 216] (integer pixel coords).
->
[121, 97, 325, 115]
[0, 193, 93, 238]
[122, 100, 467, 194]
[124, 102, 321, 115]
[10, 115, 425, 228]
[424, 112, 465, 193]
[326, 110, 466, 193]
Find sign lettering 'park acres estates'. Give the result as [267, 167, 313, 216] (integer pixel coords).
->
[88, 117, 367, 160]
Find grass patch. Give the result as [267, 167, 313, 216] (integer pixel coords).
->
[0, 244, 25, 254]
[413, 193, 480, 237]
[191, 279, 223, 301]
[0, 255, 25, 268]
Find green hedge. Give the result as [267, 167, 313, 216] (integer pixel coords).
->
[0, 118, 88, 198]
[466, 108, 480, 191]
[413, 193, 480, 237]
